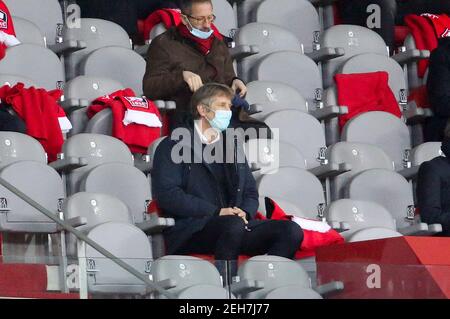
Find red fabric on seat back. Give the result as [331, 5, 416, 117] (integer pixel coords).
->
[335, 71, 402, 130]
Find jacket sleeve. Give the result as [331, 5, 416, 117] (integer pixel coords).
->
[222, 43, 238, 87]
[239, 163, 259, 219]
[151, 140, 220, 218]
[142, 36, 187, 100]
[427, 48, 450, 117]
[417, 161, 450, 230]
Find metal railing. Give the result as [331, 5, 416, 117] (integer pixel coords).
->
[0, 176, 175, 299]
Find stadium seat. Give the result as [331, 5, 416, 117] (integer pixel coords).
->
[176, 284, 232, 299]
[233, 23, 302, 83]
[249, 51, 348, 123]
[408, 142, 443, 167]
[0, 74, 38, 88]
[61, 18, 132, 80]
[0, 44, 65, 90]
[320, 25, 428, 89]
[257, 167, 326, 219]
[244, 0, 343, 62]
[326, 142, 394, 201]
[325, 199, 397, 240]
[55, 133, 134, 194]
[325, 52, 431, 134]
[231, 255, 341, 299]
[341, 111, 413, 173]
[0, 132, 47, 167]
[244, 138, 306, 178]
[346, 168, 442, 236]
[12, 16, 45, 46]
[82, 222, 153, 296]
[150, 255, 228, 299]
[211, 0, 238, 39]
[62, 192, 132, 257]
[245, 81, 308, 118]
[61, 76, 124, 135]
[246, 80, 345, 122]
[0, 155, 65, 260]
[262, 109, 349, 179]
[79, 46, 146, 95]
[347, 227, 403, 242]
[264, 286, 322, 299]
[4, 0, 64, 47]
[0, 161, 63, 233]
[79, 162, 174, 233]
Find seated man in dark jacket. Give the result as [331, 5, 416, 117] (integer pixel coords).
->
[151, 83, 303, 271]
[142, 0, 246, 130]
[417, 121, 450, 236]
[426, 37, 450, 142]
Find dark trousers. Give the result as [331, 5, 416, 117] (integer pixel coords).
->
[176, 215, 303, 261]
[0, 108, 26, 133]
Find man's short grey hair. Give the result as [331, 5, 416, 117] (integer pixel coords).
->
[179, 0, 213, 15]
[190, 83, 234, 119]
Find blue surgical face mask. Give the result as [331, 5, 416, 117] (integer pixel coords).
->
[190, 27, 214, 39]
[207, 109, 232, 132]
[185, 17, 213, 39]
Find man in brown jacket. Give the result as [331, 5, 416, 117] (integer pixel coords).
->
[142, 0, 246, 130]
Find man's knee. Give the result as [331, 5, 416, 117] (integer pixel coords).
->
[219, 215, 246, 234]
[279, 221, 303, 246]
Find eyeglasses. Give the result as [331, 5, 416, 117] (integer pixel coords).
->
[186, 14, 216, 24]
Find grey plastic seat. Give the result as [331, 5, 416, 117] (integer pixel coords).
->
[404, 34, 428, 90]
[80, 162, 152, 226]
[320, 25, 388, 88]
[80, 46, 146, 95]
[251, 0, 320, 54]
[0, 44, 65, 90]
[265, 286, 322, 299]
[12, 16, 45, 46]
[325, 199, 397, 240]
[0, 74, 38, 88]
[234, 23, 302, 82]
[61, 18, 132, 80]
[233, 255, 312, 299]
[245, 81, 308, 121]
[211, 0, 237, 39]
[250, 51, 321, 106]
[348, 227, 403, 242]
[63, 76, 124, 108]
[151, 255, 226, 299]
[63, 192, 132, 257]
[346, 168, 442, 235]
[0, 161, 63, 233]
[409, 142, 444, 167]
[341, 111, 411, 172]
[236, 0, 262, 27]
[4, 0, 63, 47]
[263, 110, 325, 170]
[59, 134, 134, 194]
[0, 132, 47, 168]
[62, 76, 124, 135]
[324, 53, 428, 146]
[83, 221, 153, 295]
[177, 284, 233, 299]
[245, 138, 307, 178]
[257, 167, 325, 219]
[326, 142, 394, 200]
